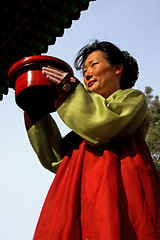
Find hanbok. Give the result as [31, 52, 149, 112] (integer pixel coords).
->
[26, 84, 160, 239]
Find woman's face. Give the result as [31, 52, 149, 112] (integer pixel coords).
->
[83, 50, 123, 98]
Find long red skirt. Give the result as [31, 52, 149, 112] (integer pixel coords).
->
[33, 132, 160, 239]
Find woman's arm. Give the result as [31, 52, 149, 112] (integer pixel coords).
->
[25, 66, 150, 172]
[24, 66, 79, 173]
[56, 84, 150, 145]
[26, 113, 63, 173]
[42, 65, 150, 145]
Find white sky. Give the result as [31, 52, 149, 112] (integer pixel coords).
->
[1, 0, 160, 239]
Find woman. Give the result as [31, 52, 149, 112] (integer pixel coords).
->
[25, 41, 160, 239]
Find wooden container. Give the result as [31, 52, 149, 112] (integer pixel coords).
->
[8, 55, 73, 113]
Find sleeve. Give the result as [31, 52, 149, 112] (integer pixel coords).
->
[27, 114, 63, 173]
[24, 75, 80, 173]
[56, 83, 149, 145]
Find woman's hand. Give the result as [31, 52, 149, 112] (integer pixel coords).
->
[42, 65, 69, 85]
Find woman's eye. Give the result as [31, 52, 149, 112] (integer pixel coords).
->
[92, 62, 98, 66]
[83, 69, 87, 75]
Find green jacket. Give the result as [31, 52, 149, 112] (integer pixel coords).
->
[27, 83, 150, 173]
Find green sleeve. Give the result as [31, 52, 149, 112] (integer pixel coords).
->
[57, 83, 150, 145]
[27, 114, 63, 173]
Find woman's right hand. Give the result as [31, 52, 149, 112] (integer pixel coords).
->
[42, 65, 69, 85]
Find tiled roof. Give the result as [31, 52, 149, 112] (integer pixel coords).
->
[0, 0, 94, 99]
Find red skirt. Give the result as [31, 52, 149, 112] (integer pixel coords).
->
[33, 132, 160, 240]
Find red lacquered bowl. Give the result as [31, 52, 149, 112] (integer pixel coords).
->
[8, 55, 73, 113]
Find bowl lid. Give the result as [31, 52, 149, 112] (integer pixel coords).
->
[8, 55, 74, 85]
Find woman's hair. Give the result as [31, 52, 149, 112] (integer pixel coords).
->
[74, 40, 139, 89]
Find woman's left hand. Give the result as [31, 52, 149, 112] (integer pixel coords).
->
[42, 65, 69, 85]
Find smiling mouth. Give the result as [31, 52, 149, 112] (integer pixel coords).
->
[88, 80, 96, 87]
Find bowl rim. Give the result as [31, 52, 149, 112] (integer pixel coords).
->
[8, 55, 74, 80]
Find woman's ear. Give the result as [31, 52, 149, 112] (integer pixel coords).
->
[115, 64, 123, 75]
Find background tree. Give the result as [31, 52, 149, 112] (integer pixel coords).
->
[145, 86, 160, 174]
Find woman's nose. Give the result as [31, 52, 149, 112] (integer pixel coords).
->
[85, 68, 93, 80]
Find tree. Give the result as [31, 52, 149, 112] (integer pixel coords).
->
[145, 86, 160, 174]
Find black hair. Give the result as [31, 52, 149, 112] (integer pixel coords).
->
[74, 40, 139, 89]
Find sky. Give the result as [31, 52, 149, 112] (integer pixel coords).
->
[1, 0, 160, 239]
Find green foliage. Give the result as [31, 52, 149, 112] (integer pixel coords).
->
[152, 157, 160, 174]
[145, 87, 160, 174]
